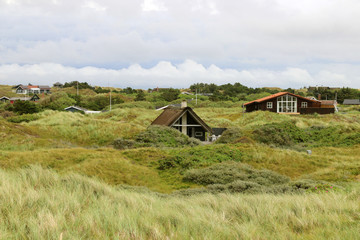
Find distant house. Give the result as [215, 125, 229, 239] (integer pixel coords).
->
[9, 94, 40, 104]
[244, 92, 335, 114]
[64, 106, 101, 114]
[151, 101, 212, 141]
[14, 85, 51, 94]
[319, 100, 338, 112]
[53, 82, 63, 88]
[343, 99, 360, 105]
[0, 96, 10, 103]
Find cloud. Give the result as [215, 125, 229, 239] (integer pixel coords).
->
[1, 0, 360, 87]
[0, 60, 357, 89]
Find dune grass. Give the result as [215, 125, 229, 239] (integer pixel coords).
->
[0, 166, 359, 239]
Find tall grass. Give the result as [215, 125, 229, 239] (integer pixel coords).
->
[0, 166, 358, 239]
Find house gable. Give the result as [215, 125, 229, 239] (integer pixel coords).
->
[151, 107, 212, 141]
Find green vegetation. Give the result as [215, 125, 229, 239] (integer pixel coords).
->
[0, 166, 358, 239]
[0, 83, 360, 238]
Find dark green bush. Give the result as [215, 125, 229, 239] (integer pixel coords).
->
[158, 145, 243, 170]
[113, 125, 201, 150]
[253, 121, 307, 146]
[216, 128, 243, 144]
[178, 162, 340, 195]
[135, 125, 201, 148]
[113, 138, 137, 150]
[7, 114, 40, 123]
[183, 162, 290, 186]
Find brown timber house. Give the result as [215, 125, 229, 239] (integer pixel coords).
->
[151, 101, 212, 141]
[244, 92, 334, 114]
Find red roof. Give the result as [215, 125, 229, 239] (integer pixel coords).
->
[27, 85, 39, 89]
[244, 92, 319, 106]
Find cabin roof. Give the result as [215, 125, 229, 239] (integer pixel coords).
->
[64, 106, 89, 112]
[244, 92, 319, 106]
[151, 107, 212, 133]
[319, 100, 337, 105]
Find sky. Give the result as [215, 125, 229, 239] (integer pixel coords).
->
[1, 0, 360, 89]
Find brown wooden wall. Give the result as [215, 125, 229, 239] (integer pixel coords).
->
[300, 108, 335, 114]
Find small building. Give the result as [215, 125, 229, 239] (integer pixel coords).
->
[244, 92, 334, 114]
[0, 96, 10, 103]
[319, 100, 338, 112]
[151, 101, 212, 141]
[53, 82, 63, 88]
[64, 106, 101, 114]
[343, 99, 360, 105]
[15, 85, 51, 94]
[9, 94, 40, 104]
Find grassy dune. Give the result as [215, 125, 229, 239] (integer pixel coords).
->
[0, 166, 359, 239]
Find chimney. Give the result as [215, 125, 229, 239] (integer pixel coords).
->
[318, 94, 321, 100]
[181, 100, 187, 108]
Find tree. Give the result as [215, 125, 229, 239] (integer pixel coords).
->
[135, 91, 146, 101]
[13, 101, 40, 115]
[160, 88, 180, 102]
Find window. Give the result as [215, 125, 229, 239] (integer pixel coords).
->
[267, 102, 273, 109]
[301, 102, 308, 108]
[195, 132, 203, 137]
[277, 95, 298, 113]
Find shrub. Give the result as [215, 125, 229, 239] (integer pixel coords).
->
[7, 114, 40, 123]
[135, 125, 201, 148]
[113, 125, 201, 150]
[158, 145, 243, 170]
[113, 138, 137, 150]
[253, 121, 307, 146]
[0, 110, 15, 119]
[180, 162, 340, 195]
[216, 128, 243, 144]
[13, 100, 41, 115]
[183, 162, 290, 186]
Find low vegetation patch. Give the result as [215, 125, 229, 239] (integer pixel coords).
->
[253, 121, 360, 148]
[158, 145, 242, 170]
[114, 125, 201, 149]
[179, 162, 341, 195]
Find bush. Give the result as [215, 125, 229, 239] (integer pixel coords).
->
[253, 121, 307, 146]
[183, 162, 290, 186]
[135, 125, 201, 148]
[113, 125, 201, 150]
[216, 128, 243, 144]
[7, 114, 40, 123]
[113, 138, 137, 150]
[179, 162, 340, 195]
[158, 145, 243, 170]
[12, 101, 41, 115]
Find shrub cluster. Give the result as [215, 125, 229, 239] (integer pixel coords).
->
[158, 145, 243, 170]
[216, 128, 244, 144]
[113, 125, 201, 150]
[253, 121, 360, 147]
[6, 114, 40, 123]
[176, 162, 340, 195]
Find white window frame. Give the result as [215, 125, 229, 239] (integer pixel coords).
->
[267, 102, 273, 109]
[301, 102, 308, 108]
[277, 95, 298, 113]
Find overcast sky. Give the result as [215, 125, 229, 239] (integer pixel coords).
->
[1, 0, 360, 88]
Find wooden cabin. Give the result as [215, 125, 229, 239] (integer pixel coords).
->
[151, 101, 212, 141]
[244, 92, 334, 114]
